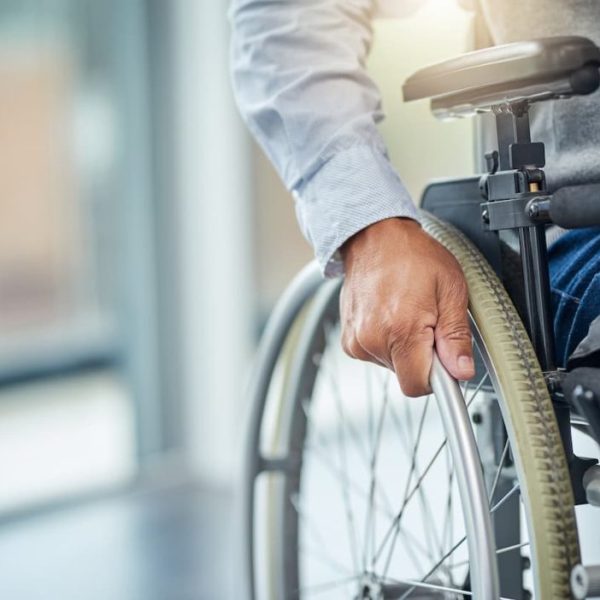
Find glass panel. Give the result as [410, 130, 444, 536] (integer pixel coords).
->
[0, 0, 150, 511]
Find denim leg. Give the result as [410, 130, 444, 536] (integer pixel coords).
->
[548, 228, 600, 367]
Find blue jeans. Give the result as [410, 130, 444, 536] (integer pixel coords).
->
[549, 228, 600, 367]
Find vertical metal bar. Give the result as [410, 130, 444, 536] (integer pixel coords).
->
[513, 111, 531, 144]
[495, 112, 514, 171]
[495, 110, 531, 171]
[517, 229, 538, 345]
[517, 226, 555, 371]
[528, 226, 556, 370]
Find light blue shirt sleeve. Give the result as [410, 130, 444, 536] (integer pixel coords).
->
[230, 0, 420, 276]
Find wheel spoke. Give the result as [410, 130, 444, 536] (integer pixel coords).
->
[301, 370, 360, 576]
[373, 366, 493, 576]
[303, 440, 397, 522]
[490, 482, 520, 514]
[323, 364, 371, 462]
[291, 494, 351, 575]
[387, 405, 440, 567]
[394, 534, 468, 600]
[335, 408, 360, 574]
[302, 429, 430, 575]
[381, 368, 495, 588]
[365, 363, 376, 456]
[299, 544, 352, 577]
[373, 436, 448, 567]
[379, 396, 432, 576]
[380, 575, 474, 597]
[497, 540, 530, 555]
[449, 541, 530, 569]
[442, 442, 455, 583]
[302, 396, 396, 514]
[381, 577, 520, 600]
[402, 397, 444, 563]
[362, 375, 390, 571]
[322, 326, 371, 466]
[488, 438, 510, 504]
[465, 371, 490, 405]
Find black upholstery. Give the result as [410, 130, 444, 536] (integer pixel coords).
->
[403, 36, 600, 118]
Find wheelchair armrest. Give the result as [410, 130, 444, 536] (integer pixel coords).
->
[403, 36, 600, 118]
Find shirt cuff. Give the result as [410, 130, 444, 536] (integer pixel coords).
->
[294, 144, 420, 277]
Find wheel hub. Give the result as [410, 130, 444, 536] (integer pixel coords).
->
[355, 575, 382, 600]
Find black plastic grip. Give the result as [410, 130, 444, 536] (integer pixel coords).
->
[550, 184, 600, 228]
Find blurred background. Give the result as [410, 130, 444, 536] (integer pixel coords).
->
[0, 0, 490, 598]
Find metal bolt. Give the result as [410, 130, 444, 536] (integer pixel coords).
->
[472, 412, 483, 424]
[481, 209, 490, 224]
[583, 464, 600, 506]
[571, 564, 588, 600]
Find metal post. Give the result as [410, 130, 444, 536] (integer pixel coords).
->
[517, 225, 556, 371]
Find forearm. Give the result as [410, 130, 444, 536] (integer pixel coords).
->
[230, 0, 419, 275]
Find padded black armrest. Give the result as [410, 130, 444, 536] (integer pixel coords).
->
[403, 36, 600, 118]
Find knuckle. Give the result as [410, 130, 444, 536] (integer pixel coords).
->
[340, 330, 356, 357]
[389, 333, 410, 357]
[399, 377, 429, 399]
[440, 268, 468, 299]
[440, 322, 472, 342]
[389, 318, 434, 352]
[355, 329, 379, 355]
[355, 316, 383, 352]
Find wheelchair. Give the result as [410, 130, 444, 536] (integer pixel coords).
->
[243, 36, 600, 599]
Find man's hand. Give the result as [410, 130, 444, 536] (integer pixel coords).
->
[340, 218, 474, 397]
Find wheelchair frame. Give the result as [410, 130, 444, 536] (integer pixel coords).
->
[421, 108, 600, 506]
[243, 35, 600, 599]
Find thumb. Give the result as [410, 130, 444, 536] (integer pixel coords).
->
[435, 285, 474, 381]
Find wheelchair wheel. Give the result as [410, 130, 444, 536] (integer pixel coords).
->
[244, 214, 580, 599]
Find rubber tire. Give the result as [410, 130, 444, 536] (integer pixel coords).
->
[422, 212, 580, 598]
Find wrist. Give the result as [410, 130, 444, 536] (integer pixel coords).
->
[341, 217, 421, 267]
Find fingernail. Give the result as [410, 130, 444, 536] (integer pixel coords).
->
[458, 355, 474, 373]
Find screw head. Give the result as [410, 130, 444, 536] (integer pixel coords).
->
[571, 564, 589, 600]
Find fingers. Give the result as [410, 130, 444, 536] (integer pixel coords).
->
[435, 278, 474, 381]
[340, 289, 385, 367]
[390, 326, 435, 397]
[341, 329, 379, 364]
[343, 316, 437, 397]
